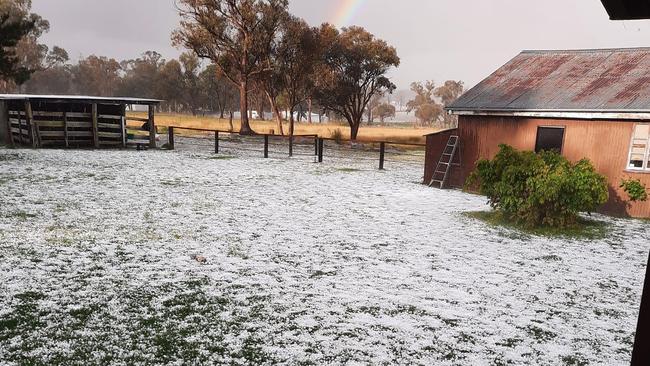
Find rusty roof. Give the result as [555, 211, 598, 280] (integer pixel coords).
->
[448, 48, 650, 114]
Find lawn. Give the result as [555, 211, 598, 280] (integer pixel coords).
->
[0, 140, 648, 365]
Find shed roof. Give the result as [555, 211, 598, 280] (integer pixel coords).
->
[448, 48, 650, 117]
[0, 94, 161, 105]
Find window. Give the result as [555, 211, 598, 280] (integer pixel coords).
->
[535, 127, 565, 153]
[628, 124, 650, 171]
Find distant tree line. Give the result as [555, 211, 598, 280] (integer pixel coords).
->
[406, 80, 464, 128]
[1, 0, 465, 139]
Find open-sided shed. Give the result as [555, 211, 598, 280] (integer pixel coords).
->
[0, 94, 161, 149]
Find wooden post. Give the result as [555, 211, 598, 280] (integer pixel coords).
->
[289, 135, 293, 157]
[318, 138, 324, 163]
[632, 251, 650, 365]
[63, 111, 69, 148]
[264, 135, 269, 158]
[314, 136, 318, 156]
[2, 102, 13, 147]
[215, 131, 219, 154]
[379, 142, 386, 170]
[18, 108, 24, 145]
[25, 101, 37, 148]
[121, 104, 127, 147]
[91, 103, 99, 148]
[148, 105, 156, 148]
[168, 127, 175, 150]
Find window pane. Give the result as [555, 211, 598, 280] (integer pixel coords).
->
[634, 124, 650, 139]
[535, 127, 564, 153]
[629, 124, 650, 169]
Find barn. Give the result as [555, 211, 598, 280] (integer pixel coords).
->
[424, 48, 650, 218]
[0, 94, 160, 149]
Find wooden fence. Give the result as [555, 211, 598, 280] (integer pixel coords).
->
[166, 126, 425, 170]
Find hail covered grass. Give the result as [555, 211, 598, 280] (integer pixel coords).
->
[0, 138, 648, 365]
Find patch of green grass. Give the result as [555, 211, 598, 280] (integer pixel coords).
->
[206, 155, 236, 160]
[161, 178, 183, 187]
[526, 325, 557, 342]
[2, 211, 37, 221]
[0, 153, 21, 161]
[463, 211, 610, 239]
[336, 168, 361, 173]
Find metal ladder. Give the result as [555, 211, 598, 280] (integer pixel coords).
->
[429, 135, 459, 189]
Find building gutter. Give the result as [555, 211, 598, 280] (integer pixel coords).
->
[446, 108, 650, 121]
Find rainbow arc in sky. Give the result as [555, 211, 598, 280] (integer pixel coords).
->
[331, 0, 367, 28]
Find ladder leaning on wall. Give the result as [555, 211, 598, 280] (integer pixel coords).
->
[429, 135, 460, 189]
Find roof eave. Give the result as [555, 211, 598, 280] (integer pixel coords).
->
[447, 108, 650, 121]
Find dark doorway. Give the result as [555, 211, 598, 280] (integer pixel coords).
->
[535, 127, 565, 153]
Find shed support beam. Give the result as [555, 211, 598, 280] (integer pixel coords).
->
[0, 101, 10, 146]
[91, 103, 99, 148]
[121, 104, 127, 148]
[63, 111, 69, 148]
[148, 105, 156, 148]
[25, 101, 38, 148]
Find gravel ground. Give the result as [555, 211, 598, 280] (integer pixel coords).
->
[0, 140, 648, 365]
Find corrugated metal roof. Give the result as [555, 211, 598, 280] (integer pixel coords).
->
[448, 48, 650, 114]
[0, 94, 161, 105]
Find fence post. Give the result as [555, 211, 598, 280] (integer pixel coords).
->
[168, 127, 175, 150]
[379, 142, 386, 170]
[215, 131, 219, 154]
[289, 135, 293, 157]
[632, 251, 650, 365]
[318, 138, 323, 163]
[264, 135, 269, 158]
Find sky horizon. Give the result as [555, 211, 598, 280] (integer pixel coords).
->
[31, 0, 650, 91]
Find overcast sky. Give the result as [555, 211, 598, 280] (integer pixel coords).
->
[31, 0, 650, 90]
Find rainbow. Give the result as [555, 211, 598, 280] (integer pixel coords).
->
[332, 0, 367, 28]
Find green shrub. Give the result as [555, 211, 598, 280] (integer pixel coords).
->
[620, 178, 648, 202]
[466, 144, 609, 228]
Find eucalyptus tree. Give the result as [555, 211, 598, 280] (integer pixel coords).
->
[174, 0, 288, 135]
[314, 25, 400, 140]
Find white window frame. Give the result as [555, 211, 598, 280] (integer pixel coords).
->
[627, 123, 650, 172]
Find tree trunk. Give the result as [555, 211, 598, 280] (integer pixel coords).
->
[266, 92, 284, 135]
[239, 79, 253, 135]
[289, 107, 296, 137]
[350, 118, 361, 140]
[307, 98, 313, 124]
[229, 110, 234, 132]
[257, 97, 264, 120]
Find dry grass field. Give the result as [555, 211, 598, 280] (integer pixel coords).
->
[127, 112, 439, 144]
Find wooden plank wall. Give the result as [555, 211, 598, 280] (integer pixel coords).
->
[424, 129, 459, 184]
[450, 115, 650, 218]
[7, 101, 125, 148]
